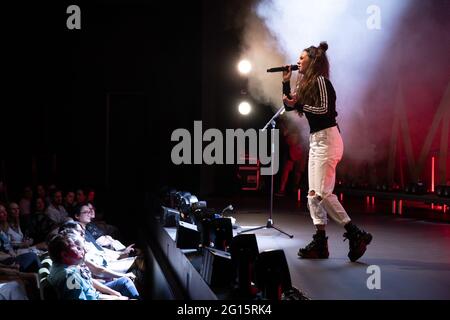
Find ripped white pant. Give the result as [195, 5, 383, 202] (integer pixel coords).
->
[307, 126, 351, 226]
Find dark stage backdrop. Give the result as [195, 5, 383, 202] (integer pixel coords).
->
[2, 0, 206, 238]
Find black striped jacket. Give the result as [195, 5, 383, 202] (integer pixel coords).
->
[283, 76, 338, 134]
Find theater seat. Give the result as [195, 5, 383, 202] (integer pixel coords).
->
[38, 257, 58, 300]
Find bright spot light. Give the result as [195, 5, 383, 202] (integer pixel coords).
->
[237, 60, 252, 74]
[238, 101, 252, 115]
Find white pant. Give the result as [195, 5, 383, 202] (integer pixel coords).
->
[307, 126, 351, 226]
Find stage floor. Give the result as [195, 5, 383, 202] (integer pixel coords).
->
[165, 195, 450, 300]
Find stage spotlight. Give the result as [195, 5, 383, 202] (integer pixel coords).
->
[237, 59, 252, 75]
[238, 101, 251, 115]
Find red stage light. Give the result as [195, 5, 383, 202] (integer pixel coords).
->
[431, 156, 435, 193]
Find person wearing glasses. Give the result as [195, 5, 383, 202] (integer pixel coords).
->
[73, 205, 136, 275]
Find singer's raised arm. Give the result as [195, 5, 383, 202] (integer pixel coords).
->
[282, 81, 297, 111]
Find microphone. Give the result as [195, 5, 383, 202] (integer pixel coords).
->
[221, 204, 233, 215]
[266, 65, 299, 73]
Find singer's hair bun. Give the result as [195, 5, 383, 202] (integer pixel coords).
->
[318, 41, 328, 52]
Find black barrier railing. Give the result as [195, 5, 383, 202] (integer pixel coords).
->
[142, 215, 217, 300]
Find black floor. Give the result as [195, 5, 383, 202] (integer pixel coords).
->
[165, 194, 450, 299]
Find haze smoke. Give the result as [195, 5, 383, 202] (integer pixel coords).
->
[240, 0, 450, 184]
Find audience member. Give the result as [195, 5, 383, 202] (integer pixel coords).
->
[46, 190, 70, 225]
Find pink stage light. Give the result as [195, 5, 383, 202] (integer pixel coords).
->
[431, 156, 435, 193]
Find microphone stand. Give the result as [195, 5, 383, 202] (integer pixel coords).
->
[238, 106, 294, 238]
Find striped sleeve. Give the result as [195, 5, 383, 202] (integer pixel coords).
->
[302, 76, 328, 114]
[282, 81, 296, 111]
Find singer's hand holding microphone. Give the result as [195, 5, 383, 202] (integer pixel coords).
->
[265, 64, 298, 81]
[266, 64, 299, 73]
[281, 65, 298, 108]
[282, 65, 293, 83]
[267, 63, 301, 110]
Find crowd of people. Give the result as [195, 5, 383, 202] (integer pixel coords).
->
[0, 184, 142, 300]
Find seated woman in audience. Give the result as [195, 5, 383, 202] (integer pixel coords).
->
[7, 203, 33, 248]
[23, 197, 58, 251]
[77, 188, 120, 240]
[19, 186, 33, 216]
[72, 205, 136, 273]
[8, 201, 49, 255]
[85, 203, 106, 240]
[7, 203, 24, 241]
[0, 204, 41, 273]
